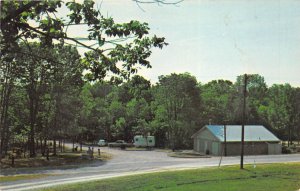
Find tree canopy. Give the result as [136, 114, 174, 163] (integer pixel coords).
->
[1, 0, 167, 81]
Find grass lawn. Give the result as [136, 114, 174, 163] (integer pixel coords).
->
[42, 163, 300, 191]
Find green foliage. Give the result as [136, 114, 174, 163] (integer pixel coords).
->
[265, 84, 294, 139]
[231, 74, 268, 124]
[1, 0, 169, 156]
[152, 73, 202, 148]
[201, 80, 234, 124]
[0, 0, 167, 81]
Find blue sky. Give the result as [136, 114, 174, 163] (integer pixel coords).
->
[68, 0, 300, 87]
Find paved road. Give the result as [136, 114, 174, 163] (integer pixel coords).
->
[1, 145, 300, 191]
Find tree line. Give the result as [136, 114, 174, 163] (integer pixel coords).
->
[1, 59, 300, 158]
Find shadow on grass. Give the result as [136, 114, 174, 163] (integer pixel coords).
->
[0, 152, 110, 176]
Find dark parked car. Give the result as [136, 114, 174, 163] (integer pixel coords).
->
[108, 140, 133, 148]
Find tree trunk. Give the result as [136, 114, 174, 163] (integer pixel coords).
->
[36, 139, 39, 152]
[298, 126, 300, 144]
[106, 124, 111, 142]
[58, 140, 61, 151]
[23, 139, 27, 158]
[28, 81, 37, 157]
[60, 139, 64, 153]
[42, 138, 47, 156]
[53, 139, 57, 156]
[28, 57, 44, 158]
[0, 80, 13, 159]
[39, 139, 41, 152]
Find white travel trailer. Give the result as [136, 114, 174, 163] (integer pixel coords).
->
[133, 135, 155, 147]
[98, 139, 107, 146]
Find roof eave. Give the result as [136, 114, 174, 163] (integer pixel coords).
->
[220, 140, 281, 143]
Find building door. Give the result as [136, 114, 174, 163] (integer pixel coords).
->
[212, 142, 219, 155]
[204, 141, 208, 154]
[199, 140, 205, 153]
[268, 143, 282, 154]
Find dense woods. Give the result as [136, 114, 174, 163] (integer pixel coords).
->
[1, 69, 300, 158]
[0, 0, 167, 158]
[1, 1, 300, 159]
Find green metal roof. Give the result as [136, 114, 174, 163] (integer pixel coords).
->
[206, 125, 281, 142]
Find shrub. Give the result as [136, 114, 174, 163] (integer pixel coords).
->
[282, 146, 292, 154]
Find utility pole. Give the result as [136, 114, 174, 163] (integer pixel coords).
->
[241, 74, 248, 169]
[224, 124, 227, 156]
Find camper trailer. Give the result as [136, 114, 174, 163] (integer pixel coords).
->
[133, 135, 155, 147]
[98, 139, 107, 146]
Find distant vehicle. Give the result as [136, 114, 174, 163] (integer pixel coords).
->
[134, 135, 155, 147]
[98, 139, 107, 146]
[108, 140, 132, 148]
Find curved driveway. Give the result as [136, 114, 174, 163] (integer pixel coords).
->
[1, 145, 300, 191]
